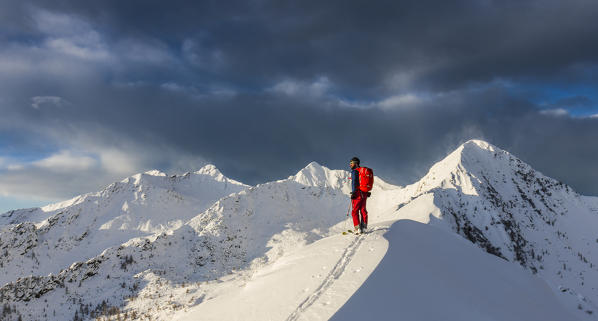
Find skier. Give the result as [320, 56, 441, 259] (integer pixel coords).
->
[349, 157, 372, 234]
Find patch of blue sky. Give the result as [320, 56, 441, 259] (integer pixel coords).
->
[0, 132, 61, 164]
[504, 82, 598, 117]
[0, 148, 57, 166]
[0, 195, 55, 214]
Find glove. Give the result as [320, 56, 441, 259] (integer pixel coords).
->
[367, 192, 371, 198]
[350, 192, 357, 199]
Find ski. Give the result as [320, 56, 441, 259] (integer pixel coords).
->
[342, 229, 364, 235]
[342, 229, 364, 236]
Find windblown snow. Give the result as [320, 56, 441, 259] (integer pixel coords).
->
[1, 140, 596, 321]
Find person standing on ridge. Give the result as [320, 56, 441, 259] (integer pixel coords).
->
[349, 157, 373, 234]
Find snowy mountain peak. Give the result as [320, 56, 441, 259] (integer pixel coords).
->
[193, 164, 247, 187]
[438, 139, 501, 168]
[292, 162, 348, 189]
[143, 169, 167, 177]
[394, 140, 598, 319]
[413, 139, 520, 195]
[120, 169, 168, 185]
[195, 164, 219, 175]
[297, 161, 325, 176]
[462, 138, 495, 150]
[459, 139, 508, 166]
[118, 169, 166, 183]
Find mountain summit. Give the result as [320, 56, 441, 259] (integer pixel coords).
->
[398, 139, 598, 317]
[414, 139, 530, 194]
[292, 161, 349, 190]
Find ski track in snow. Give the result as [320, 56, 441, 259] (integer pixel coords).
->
[285, 226, 388, 321]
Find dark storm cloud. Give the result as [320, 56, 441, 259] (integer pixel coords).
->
[1, 0, 598, 203]
[5, 0, 598, 96]
[544, 96, 596, 114]
[5, 76, 598, 195]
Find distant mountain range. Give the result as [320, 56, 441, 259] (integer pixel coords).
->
[1, 140, 596, 321]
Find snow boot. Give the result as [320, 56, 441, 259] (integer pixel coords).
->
[354, 225, 361, 235]
[360, 222, 367, 233]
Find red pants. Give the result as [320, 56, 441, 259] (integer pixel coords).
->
[351, 191, 368, 227]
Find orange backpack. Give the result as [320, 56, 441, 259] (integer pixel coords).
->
[357, 167, 374, 192]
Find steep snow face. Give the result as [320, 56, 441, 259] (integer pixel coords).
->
[0, 165, 248, 286]
[332, 220, 578, 321]
[396, 139, 598, 319]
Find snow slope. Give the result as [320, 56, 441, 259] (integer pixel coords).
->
[174, 218, 576, 321]
[169, 219, 577, 321]
[173, 222, 388, 321]
[331, 220, 577, 321]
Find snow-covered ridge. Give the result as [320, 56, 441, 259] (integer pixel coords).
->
[0, 164, 249, 287]
[1, 143, 597, 321]
[1, 165, 247, 225]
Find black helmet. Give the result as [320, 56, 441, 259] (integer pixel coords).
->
[350, 157, 360, 165]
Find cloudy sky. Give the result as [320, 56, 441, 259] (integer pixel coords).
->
[1, 0, 598, 212]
